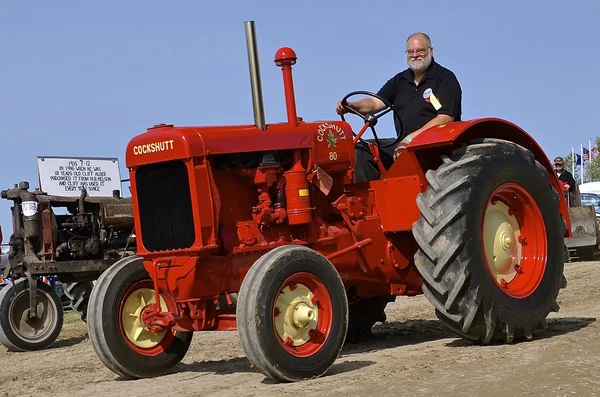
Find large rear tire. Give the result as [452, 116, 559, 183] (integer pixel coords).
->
[237, 245, 348, 382]
[412, 138, 565, 344]
[87, 256, 192, 379]
[62, 281, 93, 322]
[0, 278, 64, 351]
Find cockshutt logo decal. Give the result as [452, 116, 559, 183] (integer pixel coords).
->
[133, 139, 175, 155]
[317, 122, 346, 161]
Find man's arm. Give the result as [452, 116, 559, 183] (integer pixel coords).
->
[337, 97, 387, 115]
[408, 114, 454, 136]
[336, 75, 396, 115]
[392, 114, 452, 160]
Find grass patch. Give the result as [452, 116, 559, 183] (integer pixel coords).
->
[63, 310, 81, 325]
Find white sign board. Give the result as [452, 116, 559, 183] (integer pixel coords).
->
[37, 156, 123, 197]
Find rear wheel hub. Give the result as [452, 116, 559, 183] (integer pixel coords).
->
[482, 182, 548, 298]
[484, 200, 522, 283]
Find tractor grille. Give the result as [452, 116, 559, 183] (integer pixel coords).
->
[135, 160, 196, 252]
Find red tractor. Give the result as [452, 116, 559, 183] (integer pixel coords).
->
[87, 21, 570, 382]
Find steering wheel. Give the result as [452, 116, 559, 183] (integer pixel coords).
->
[340, 91, 404, 149]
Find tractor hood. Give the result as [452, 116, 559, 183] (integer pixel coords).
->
[125, 122, 313, 168]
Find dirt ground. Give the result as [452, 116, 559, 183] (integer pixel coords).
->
[1, 261, 599, 397]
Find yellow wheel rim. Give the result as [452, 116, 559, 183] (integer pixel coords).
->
[121, 287, 168, 349]
[483, 200, 522, 284]
[273, 283, 319, 347]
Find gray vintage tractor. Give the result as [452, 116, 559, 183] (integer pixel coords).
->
[0, 180, 135, 351]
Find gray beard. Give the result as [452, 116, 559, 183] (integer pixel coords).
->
[408, 54, 432, 73]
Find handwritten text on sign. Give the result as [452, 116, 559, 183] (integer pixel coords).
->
[37, 157, 122, 197]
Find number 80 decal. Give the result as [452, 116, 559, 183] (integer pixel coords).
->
[317, 122, 346, 162]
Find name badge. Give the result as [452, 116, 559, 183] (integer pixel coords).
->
[423, 88, 442, 110]
[429, 93, 442, 110]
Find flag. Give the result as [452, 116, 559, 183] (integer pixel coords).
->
[583, 147, 590, 161]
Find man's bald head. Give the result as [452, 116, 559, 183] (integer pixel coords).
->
[405, 32, 433, 74]
[406, 32, 432, 47]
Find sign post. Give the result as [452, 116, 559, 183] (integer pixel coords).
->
[36, 156, 123, 197]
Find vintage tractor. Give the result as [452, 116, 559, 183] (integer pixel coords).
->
[87, 21, 569, 382]
[0, 181, 135, 351]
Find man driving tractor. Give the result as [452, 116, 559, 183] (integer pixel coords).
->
[336, 32, 463, 182]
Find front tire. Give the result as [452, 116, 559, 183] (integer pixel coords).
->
[87, 256, 192, 379]
[412, 138, 565, 344]
[0, 278, 64, 351]
[237, 245, 349, 382]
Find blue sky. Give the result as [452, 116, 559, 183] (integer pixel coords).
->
[1, 0, 598, 238]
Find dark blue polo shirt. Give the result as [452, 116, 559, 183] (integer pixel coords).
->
[376, 58, 462, 138]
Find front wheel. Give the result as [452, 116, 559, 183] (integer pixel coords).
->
[237, 245, 349, 382]
[87, 256, 192, 379]
[412, 138, 565, 344]
[0, 278, 64, 351]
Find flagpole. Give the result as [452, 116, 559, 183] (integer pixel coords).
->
[572, 145, 575, 175]
[581, 142, 584, 183]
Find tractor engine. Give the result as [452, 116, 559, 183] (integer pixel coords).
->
[208, 121, 354, 228]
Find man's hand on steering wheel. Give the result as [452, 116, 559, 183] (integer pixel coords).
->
[336, 100, 351, 115]
[337, 91, 404, 151]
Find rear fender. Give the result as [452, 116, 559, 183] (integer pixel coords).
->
[384, 117, 571, 236]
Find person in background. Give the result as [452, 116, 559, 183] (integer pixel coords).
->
[554, 156, 576, 206]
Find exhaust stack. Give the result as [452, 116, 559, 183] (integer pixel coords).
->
[244, 21, 266, 130]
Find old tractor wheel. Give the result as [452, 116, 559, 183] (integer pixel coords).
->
[0, 278, 64, 352]
[87, 256, 193, 379]
[62, 281, 93, 322]
[412, 138, 565, 344]
[237, 245, 348, 382]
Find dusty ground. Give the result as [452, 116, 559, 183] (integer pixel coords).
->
[1, 261, 599, 397]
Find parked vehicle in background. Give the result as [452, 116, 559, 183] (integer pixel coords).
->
[580, 192, 600, 215]
[579, 181, 600, 195]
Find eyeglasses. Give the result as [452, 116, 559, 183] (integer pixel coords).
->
[406, 47, 431, 56]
